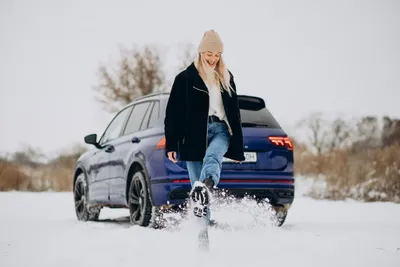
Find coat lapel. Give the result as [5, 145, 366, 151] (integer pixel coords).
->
[187, 63, 209, 93]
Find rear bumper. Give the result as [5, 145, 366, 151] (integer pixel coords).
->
[167, 187, 294, 205]
[150, 176, 295, 206]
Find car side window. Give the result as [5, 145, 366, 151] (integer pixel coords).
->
[139, 102, 154, 131]
[123, 101, 151, 135]
[100, 106, 133, 145]
[148, 101, 160, 128]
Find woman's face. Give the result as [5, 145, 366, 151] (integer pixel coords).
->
[203, 51, 221, 69]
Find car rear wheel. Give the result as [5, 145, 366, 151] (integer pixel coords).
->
[74, 173, 101, 221]
[256, 199, 288, 227]
[271, 205, 288, 227]
[128, 170, 153, 227]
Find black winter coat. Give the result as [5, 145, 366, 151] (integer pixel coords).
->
[164, 62, 245, 162]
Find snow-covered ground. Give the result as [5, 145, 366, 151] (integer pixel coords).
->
[1, 190, 399, 267]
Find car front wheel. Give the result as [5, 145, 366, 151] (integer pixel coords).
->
[128, 170, 153, 227]
[74, 173, 101, 221]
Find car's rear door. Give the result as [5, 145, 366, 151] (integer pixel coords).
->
[108, 100, 155, 204]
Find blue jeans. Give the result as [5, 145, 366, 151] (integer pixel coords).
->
[186, 120, 231, 221]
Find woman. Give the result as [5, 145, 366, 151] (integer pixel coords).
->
[164, 29, 245, 218]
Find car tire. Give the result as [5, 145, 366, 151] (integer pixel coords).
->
[74, 173, 101, 221]
[128, 170, 153, 227]
[271, 205, 288, 227]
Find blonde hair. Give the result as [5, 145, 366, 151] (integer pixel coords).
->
[194, 53, 234, 97]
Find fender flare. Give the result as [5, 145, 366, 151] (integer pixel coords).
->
[73, 162, 87, 185]
[73, 163, 92, 201]
[124, 155, 154, 206]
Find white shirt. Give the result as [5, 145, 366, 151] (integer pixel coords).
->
[201, 70, 233, 135]
[206, 80, 226, 120]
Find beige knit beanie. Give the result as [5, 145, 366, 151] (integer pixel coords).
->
[198, 29, 224, 53]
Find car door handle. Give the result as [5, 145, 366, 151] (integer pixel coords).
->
[132, 137, 141, 144]
[105, 145, 115, 153]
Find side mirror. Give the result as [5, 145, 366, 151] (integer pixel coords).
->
[84, 134, 102, 149]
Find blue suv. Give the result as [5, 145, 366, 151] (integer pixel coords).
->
[73, 92, 294, 227]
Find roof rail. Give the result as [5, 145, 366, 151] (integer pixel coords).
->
[130, 91, 170, 102]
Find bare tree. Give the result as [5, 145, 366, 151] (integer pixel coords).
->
[382, 116, 400, 147]
[357, 116, 379, 140]
[343, 115, 384, 153]
[326, 118, 353, 152]
[12, 145, 47, 167]
[94, 44, 166, 113]
[298, 112, 358, 155]
[49, 143, 88, 167]
[177, 42, 196, 72]
[297, 112, 329, 155]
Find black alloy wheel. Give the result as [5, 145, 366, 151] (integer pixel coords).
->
[74, 173, 100, 221]
[128, 170, 153, 226]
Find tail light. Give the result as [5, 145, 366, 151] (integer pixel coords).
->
[155, 137, 166, 150]
[268, 136, 293, 150]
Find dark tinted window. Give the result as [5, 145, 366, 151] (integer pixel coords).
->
[100, 106, 133, 144]
[123, 102, 151, 135]
[238, 96, 281, 128]
[140, 102, 154, 130]
[148, 101, 160, 128]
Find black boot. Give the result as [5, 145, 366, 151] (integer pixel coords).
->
[203, 177, 215, 190]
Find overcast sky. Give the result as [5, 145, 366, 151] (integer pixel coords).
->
[1, 0, 399, 157]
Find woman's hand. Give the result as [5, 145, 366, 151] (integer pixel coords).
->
[167, 151, 178, 163]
